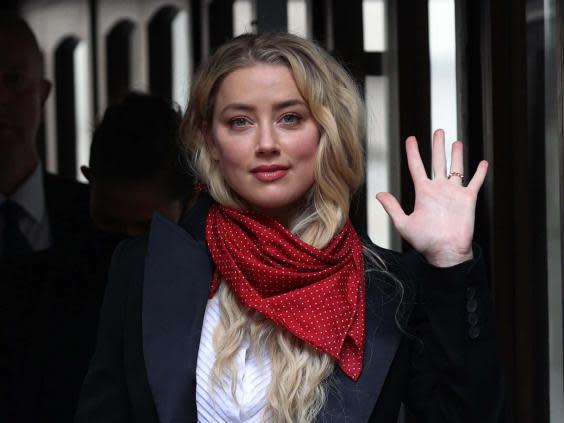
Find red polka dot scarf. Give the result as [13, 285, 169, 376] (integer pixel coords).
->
[205, 204, 366, 381]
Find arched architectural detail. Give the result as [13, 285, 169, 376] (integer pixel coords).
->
[54, 37, 80, 179]
[148, 6, 179, 101]
[106, 19, 136, 105]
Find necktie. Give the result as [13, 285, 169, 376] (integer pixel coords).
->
[1, 200, 33, 259]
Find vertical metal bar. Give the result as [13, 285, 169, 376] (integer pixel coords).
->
[208, 0, 234, 51]
[190, 0, 203, 68]
[89, 0, 99, 120]
[545, 0, 564, 420]
[394, 0, 431, 242]
[256, 0, 287, 33]
[311, 0, 328, 48]
[331, 0, 367, 230]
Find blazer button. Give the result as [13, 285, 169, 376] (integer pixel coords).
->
[465, 286, 477, 300]
[467, 311, 479, 326]
[468, 326, 480, 339]
[466, 298, 478, 313]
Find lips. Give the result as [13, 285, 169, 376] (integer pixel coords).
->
[251, 164, 289, 182]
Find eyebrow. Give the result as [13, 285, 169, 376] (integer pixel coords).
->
[219, 99, 308, 114]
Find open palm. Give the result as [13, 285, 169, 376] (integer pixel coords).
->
[376, 129, 488, 267]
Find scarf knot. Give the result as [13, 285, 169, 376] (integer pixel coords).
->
[205, 204, 366, 381]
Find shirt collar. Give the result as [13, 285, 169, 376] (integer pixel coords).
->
[0, 163, 46, 223]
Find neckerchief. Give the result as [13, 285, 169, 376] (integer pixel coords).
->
[205, 204, 366, 381]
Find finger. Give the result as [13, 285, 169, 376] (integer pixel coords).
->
[376, 192, 407, 229]
[432, 129, 447, 179]
[405, 136, 428, 186]
[448, 141, 465, 185]
[467, 160, 489, 192]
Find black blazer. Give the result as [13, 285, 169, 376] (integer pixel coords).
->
[76, 194, 504, 422]
[0, 174, 118, 422]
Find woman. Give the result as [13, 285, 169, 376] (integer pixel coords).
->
[75, 33, 503, 422]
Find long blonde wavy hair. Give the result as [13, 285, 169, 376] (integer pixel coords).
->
[182, 32, 367, 422]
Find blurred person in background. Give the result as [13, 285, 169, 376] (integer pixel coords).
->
[81, 92, 195, 237]
[0, 12, 54, 259]
[0, 12, 115, 422]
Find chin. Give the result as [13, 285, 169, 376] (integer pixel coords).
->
[251, 198, 303, 218]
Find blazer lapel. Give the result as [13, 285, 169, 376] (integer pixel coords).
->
[142, 205, 213, 423]
[319, 274, 403, 422]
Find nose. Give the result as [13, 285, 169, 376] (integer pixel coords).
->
[256, 124, 279, 155]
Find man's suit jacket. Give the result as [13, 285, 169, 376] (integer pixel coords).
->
[0, 173, 118, 422]
[76, 193, 504, 422]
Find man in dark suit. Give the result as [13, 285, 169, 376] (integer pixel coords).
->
[0, 13, 117, 422]
[0, 12, 52, 258]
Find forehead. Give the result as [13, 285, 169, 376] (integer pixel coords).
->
[215, 64, 303, 105]
[0, 26, 41, 72]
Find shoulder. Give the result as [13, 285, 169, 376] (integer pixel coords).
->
[110, 236, 149, 278]
[97, 236, 150, 319]
[108, 212, 211, 289]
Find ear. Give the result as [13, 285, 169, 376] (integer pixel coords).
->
[80, 165, 93, 182]
[39, 79, 52, 107]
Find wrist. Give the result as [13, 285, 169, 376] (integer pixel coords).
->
[424, 249, 474, 268]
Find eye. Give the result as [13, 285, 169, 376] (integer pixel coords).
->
[280, 113, 302, 125]
[229, 117, 251, 128]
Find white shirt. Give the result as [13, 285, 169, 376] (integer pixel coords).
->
[196, 295, 272, 423]
[0, 164, 51, 256]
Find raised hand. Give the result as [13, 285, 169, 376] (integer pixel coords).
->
[376, 129, 488, 267]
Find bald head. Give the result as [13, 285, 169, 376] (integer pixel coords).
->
[0, 13, 51, 195]
[0, 13, 43, 76]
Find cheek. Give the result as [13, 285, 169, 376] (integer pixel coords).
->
[213, 139, 248, 170]
[19, 86, 41, 107]
[12, 93, 42, 125]
[292, 129, 320, 162]
[217, 146, 241, 164]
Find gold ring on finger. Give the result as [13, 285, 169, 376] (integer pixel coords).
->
[448, 172, 464, 182]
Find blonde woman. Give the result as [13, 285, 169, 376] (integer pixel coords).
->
[76, 33, 503, 422]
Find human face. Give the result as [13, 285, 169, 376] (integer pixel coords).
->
[209, 64, 320, 225]
[86, 174, 183, 237]
[0, 26, 51, 169]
